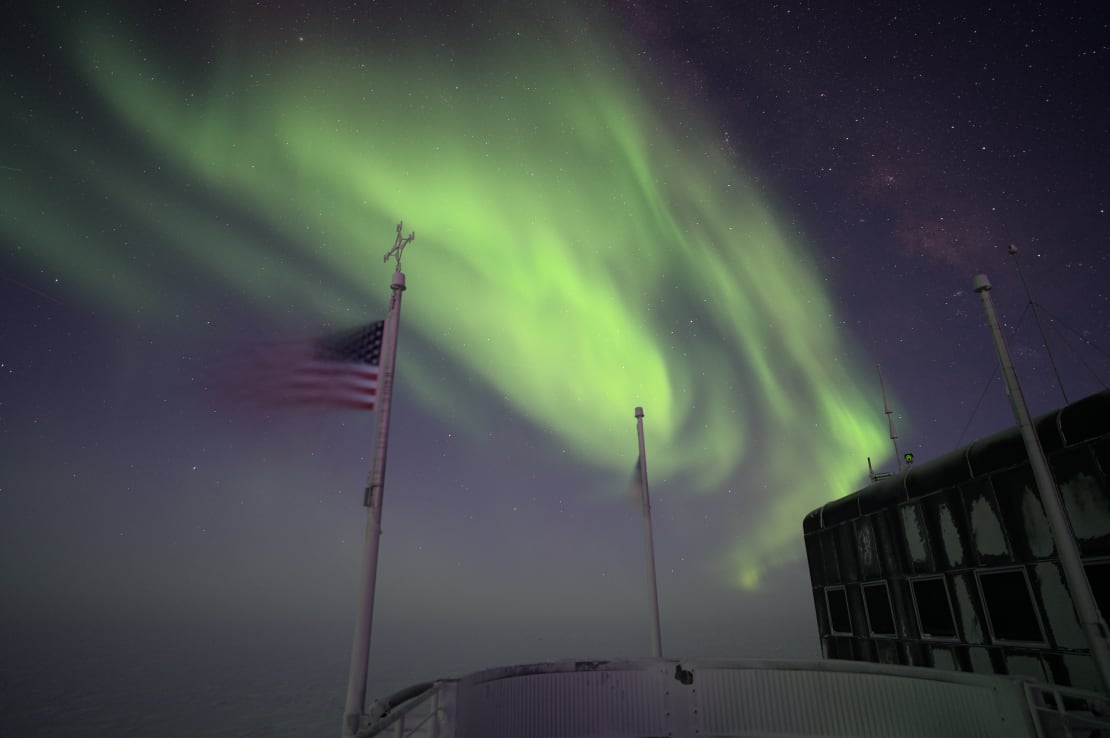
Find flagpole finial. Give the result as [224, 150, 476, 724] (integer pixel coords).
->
[635, 406, 644, 418]
[383, 221, 415, 273]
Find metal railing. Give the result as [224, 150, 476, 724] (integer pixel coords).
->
[1025, 681, 1110, 738]
[356, 681, 454, 738]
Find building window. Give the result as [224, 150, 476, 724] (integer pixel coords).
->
[855, 516, 881, 579]
[825, 587, 852, 635]
[977, 568, 1045, 644]
[900, 503, 933, 571]
[1085, 560, 1110, 621]
[821, 530, 841, 584]
[863, 581, 897, 636]
[911, 576, 958, 639]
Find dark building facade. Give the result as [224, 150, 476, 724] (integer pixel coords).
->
[803, 390, 1110, 692]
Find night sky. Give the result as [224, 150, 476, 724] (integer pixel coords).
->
[2, 1, 1108, 735]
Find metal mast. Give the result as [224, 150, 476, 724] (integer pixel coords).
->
[973, 273, 1110, 694]
[342, 223, 415, 737]
[635, 406, 663, 658]
[877, 363, 904, 472]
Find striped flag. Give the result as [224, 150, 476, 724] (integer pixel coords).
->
[284, 321, 385, 410]
[213, 320, 386, 412]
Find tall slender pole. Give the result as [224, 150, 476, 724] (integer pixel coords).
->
[342, 225, 413, 738]
[973, 273, 1110, 694]
[635, 406, 663, 658]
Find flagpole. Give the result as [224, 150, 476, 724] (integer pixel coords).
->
[973, 273, 1110, 693]
[342, 224, 414, 738]
[635, 406, 664, 658]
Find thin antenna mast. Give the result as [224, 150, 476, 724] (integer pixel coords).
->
[1009, 245, 1068, 404]
[877, 364, 903, 473]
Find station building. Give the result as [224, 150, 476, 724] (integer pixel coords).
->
[803, 390, 1110, 691]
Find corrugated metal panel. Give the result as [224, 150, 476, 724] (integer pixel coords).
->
[693, 663, 1031, 737]
[446, 659, 1044, 738]
[454, 663, 667, 738]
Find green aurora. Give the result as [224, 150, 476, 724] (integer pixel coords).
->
[2, 9, 889, 588]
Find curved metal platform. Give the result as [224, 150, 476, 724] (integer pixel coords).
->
[357, 657, 1110, 737]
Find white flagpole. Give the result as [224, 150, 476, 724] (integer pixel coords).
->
[635, 406, 664, 658]
[973, 273, 1110, 693]
[342, 223, 414, 738]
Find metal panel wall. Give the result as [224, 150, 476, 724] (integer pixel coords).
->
[454, 663, 667, 738]
[448, 659, 1044, 738]
[693, 663, 1031, 738]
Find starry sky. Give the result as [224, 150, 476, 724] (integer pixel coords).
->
[2, 1, 1108, 735]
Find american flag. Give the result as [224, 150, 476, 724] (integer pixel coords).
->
[209, 320, 386, 413]
[284, 321, 386, 411]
